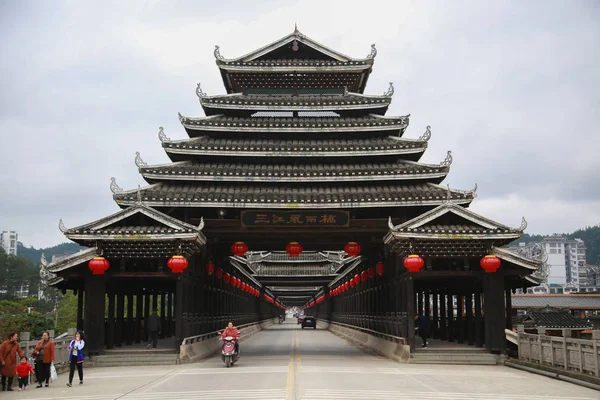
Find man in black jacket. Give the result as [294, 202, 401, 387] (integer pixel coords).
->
[146, 310, 161, 349]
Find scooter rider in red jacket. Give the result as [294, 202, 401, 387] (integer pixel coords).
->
[221, 322, 240, 354]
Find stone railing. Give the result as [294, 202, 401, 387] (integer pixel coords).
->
[518, 330, 600, 377]
[19, 329, 78, 373]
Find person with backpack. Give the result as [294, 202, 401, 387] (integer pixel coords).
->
[0, 332, 25, 391]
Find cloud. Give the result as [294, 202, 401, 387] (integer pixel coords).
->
[0, 0, 598, 248]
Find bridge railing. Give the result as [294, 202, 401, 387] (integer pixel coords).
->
[181, 317, 275, 346]
[324, 315, 407, 345]
[330, 312, 408, 339]
[518, 332, 600, 377]
[20, 337, 74, 366]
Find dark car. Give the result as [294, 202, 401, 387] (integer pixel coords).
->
[301, 316, 316, 329]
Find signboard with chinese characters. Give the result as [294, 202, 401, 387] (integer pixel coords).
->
[241, 211, 349, 228]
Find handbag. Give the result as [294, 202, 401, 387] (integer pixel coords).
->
[50, 363, 57, 381]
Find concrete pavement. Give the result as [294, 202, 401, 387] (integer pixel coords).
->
[4, 320, 598, 399]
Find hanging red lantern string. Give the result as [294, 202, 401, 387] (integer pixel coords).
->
[353, 274, 360, 286]
[88, 257, 110, 275]
[231, 242, 248, 257]
[167, 256, 188, 274]
[286, 242, 303, 257]
[344, 242, 361, 257]
[404, 255, 424, 273]
[376, 262, 385, 276]
[223, 272, 231, 283]
[480, 255, 501, 273]
[350, 278, 356, 288]
[206, 260, 215, 276]
[361, 271, 368, 282]
[368, 267, 375, 279]
[216, 268, 223, 279]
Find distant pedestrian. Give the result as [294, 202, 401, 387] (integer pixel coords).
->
[66, 331, 85, 387]
[32, 331, 55, 388]
[146, 309, 161, 349]
[16, 356, 34, 391]
[414, 313, 430, 348]
[0, 332, 25, 391]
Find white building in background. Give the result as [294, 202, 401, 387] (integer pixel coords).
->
[0, 230, 18, 256]
[541, 237, 568, 286]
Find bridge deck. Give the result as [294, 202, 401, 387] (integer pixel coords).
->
[9, 321, 598, 400]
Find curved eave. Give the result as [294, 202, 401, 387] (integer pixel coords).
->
[384, 231, 521, 243]
[492, 247, 542, 271]
[47, 247, 99, 273]
[115, 198, 472, 209]
[216, 63, 372, 73]
[163, 145, 425, 158]
[200, 97, 391, 113]
[182, 122, 406, 134]
[66, 232, 205, 243]
[141, 171, 448, 184]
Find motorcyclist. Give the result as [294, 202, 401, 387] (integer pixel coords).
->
[221, 322, 240, 354]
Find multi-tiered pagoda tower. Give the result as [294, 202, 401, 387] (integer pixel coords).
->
[44, 28, 541, 356]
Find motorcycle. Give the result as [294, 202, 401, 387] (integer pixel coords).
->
[219, 334, 240, 368]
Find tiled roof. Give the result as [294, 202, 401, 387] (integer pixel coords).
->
[200, 93, 390, 109]
[217, 58, 371, 67]
[68, 225, 198, 235]
[179, 114, 409, 133]
[114, 182, 474, 208]
[516, 306, 593, 329]
[512, 295, 600, 309]
[163, 136, 426, 157]
[140, 161, 448, 183]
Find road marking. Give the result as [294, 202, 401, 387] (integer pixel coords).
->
[301, 390, 598, 400]
[123, 389, 287, 399]
[298, 366, 523, 378]
[286, 328, 296, 400]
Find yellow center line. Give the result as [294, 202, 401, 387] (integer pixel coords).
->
[287, 328, 296, 399]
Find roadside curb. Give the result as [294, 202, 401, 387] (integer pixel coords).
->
[504, 360, 600, 392]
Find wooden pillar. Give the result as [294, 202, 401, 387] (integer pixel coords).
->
[466, 291, 474, 346]
[135, 292, 142, 343]
[175, 278, 184, 347]
[474, 280, 483, 348]
[446, 290, 454, 342]
[160, 292, 166, 339]
[406, 277, 415, 350]
[505, 288, 513, 330]
[116, 292, 124, 347]
[417, 290, 423, 315]
[126, 293, 134, 345]
[484, 273, 506, 354]
[83, 275, 106, 354]
[106, 291, 115, 349]
[77, 289, 84, 330]
[143, 292, 150, 342]
[167, 291, 174, 337]
[457, 294, 464, 344]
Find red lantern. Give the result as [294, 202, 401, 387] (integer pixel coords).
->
[376, 262, 385, 276]
[344, 242, 361, 257]
[286, 242, 303, 257]
[361, 271, 368, 282]
[345, 282, 350, 291]
[233, 277, 239, 287]
[354, 274, 360, 285]
[480, 255, 501, 273]
[88, 257, 110, 275]
[231, 242, 248, 257]
[223, 272, 231, 284]
[404, 254, 424, 273]
[167, 255, 188, 274]
[368, 267, 375, 279]
[216, 268, 223, 279]
[206, 260, 215, 275]
[350, 278, 356, 288]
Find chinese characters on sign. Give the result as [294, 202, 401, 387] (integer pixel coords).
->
[241, 211, 349, 228]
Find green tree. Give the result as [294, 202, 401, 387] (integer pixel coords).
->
[55, 292, 78, 334]
[0, 298, 55, 339]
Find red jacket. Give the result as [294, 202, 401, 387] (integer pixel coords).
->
[221, 327, 239, 339]
[16, 362, 34, 378]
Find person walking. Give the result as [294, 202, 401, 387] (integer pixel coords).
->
[146, 309, 161, 349]
[32, 331, 55, 388]
[16, 356, 34, 391]
[414, 313, 430, 348]
[0, 332, 25, 391]
[66, 331, 85, 387]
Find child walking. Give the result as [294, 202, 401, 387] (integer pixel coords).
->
[16, 356, 34, 391]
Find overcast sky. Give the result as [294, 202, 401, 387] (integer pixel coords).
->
[0, 0, 598, 249]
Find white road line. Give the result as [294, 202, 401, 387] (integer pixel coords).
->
[179, 367, 288, 375]
[299, 366, 523, 378]
[122, 389, 287, 399]
[302, 390, 598, 400]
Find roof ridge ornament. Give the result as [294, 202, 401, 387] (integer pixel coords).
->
[59, 219, 68, 233]
[198, 216, 205, 231]
[40, 252, 48, 266]
[135, 152, 148, 168]
[383, 82, 394, 97]
[388, 216, 400, 232]
[367, 44, 377, 59]
[446, 184, 452, 202]
[419, 126, 432, 142]
[518, 216, 528, 231]
[110, 177, 123, 194]
[440, 150, 453, 167]
[178, 112, 185, 124]
[158, 126, 171, 143]
[196, 83, 206, 98]
[471, 183, 478, 199]
[214, 45, 223, 60]
[136, 185, 142, 204]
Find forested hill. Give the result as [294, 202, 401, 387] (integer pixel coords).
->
[510, 225, 600, 265]
[17, 242, 86, 265]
